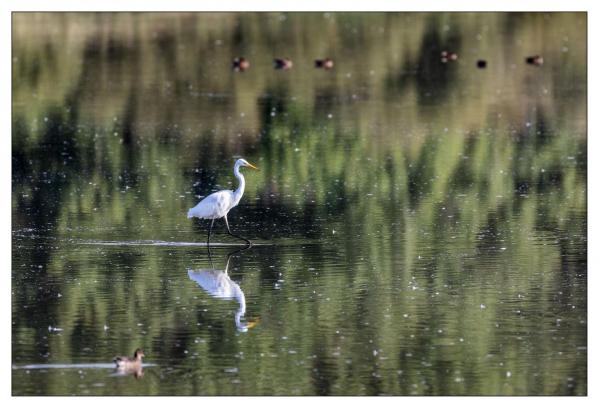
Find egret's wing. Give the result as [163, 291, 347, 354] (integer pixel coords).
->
[188, 269, 232, 298]
[187, 190, 233, 219]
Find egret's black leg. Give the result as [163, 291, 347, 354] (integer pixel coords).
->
[224, 214, 252, 247]
[207, 242, 214, 268]
[207, 219, 215, 247]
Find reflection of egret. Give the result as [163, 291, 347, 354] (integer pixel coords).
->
[187, 158, 258, 246]
[188, 248, 258, 332]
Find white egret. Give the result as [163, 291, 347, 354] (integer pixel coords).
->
[187, 158, 258, 245]
[187, 249, 258, 332]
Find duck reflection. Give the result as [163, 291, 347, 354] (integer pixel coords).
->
[188, 247, 258, 332]
[114, 364, 144, 379]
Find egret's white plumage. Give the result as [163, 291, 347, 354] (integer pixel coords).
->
[188, 158, 258, 244]
[187, 190, 236, 220]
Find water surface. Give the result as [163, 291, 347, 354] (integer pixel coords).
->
[12, 12, 586, 395]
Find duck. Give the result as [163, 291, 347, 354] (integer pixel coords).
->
[232, 57, 250, 72]
[525, 55, 543, 66]
[273, 58, 293, 70]
[114, 348, 145, 370]
[315, 58, 334, 70]
[440, 50, 458, 63]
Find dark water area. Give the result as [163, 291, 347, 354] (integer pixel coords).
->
[12, 12, 586, 395]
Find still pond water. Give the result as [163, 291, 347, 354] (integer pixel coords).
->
[12, 12, 586, 395]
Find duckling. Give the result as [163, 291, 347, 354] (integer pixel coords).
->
[315, 58, 334, 70]
[525, 55, 543, 66]
[114, 348, 145, 369]
[440, 50, 458, 63]
[273, 58, 293, 70]
[232, 57, 250, 72]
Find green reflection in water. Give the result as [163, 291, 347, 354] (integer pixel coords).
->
[12, 12, 586, 395]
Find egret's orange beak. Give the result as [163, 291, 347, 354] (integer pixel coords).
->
[246, 317, 260, 329]
[246, 162, 259, 171]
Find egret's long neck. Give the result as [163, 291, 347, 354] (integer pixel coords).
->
[233, 164, 245, 205]
[234, 289, 246, 330]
